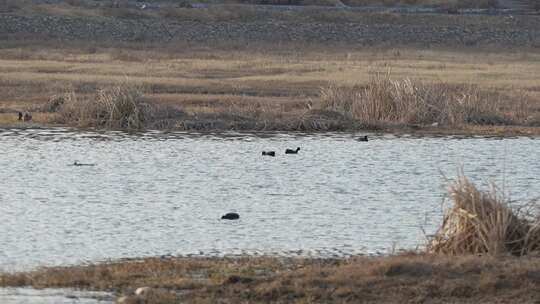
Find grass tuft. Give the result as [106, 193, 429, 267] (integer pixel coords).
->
[47, 84, 185, 130]
[319, 73, 530, 127]
[52, 84, 145, 129]
[428, 173, 540, 256]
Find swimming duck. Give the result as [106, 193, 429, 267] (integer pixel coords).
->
[221, 212, 240, 220]
[73, 161, 95, 166]
[357, 136, 368, 142]
[262, 151, 275, 157]
[285, 147, 300, 154]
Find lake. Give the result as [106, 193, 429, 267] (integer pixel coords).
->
[1, 128, 539, 271]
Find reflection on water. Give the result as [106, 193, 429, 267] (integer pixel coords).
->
[0, 128, 539, 271]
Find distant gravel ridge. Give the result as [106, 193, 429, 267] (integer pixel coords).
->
[0, 13, 539, 47]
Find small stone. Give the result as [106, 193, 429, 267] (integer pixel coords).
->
[135, 286, 152, 296]
[116, 296, 129, 304]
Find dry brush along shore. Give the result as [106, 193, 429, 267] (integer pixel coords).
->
[15, 74, 540, 134]
[1, 174, 540, 303]
[0, 4, 539, 135]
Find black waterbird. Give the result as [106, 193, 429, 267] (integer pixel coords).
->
[221, 213, 240, 220]
[262, 151, 276, 157]
[73, 161, 96, 166]
[357, 136, 368, 142]
[285, 147, 300, 154]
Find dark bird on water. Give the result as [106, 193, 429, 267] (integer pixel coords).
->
[357, 136, 368, 142]
[221, 213, 240, 220]
[73, 161, 96, 166]
[285, 147, 300, 154]
[262, 151, 275, 157]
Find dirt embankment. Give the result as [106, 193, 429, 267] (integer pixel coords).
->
[0, 12, 539, 47]
[1, 254, 540, 304]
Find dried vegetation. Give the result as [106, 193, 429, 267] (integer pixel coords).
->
[320, 73, 534, 128]
[1, 44, 539, 133]
[428, 174, 540, 256]
[44, 84, 185, 130]
[1, 254, 540, 303]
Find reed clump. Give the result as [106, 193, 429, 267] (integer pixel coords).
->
[428, 174, 540, 256]
[319, 73, 529, 127]
[47, 84, 171, 130]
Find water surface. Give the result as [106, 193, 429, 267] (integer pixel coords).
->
[0, 288, 113, 304]
[1, 128, 539, 271]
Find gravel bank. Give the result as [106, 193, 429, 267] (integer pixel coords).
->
[0, 12, 539, 47]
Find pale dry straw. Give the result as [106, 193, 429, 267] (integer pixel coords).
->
[319, 73, 530, 127]
[428, 174, 540, 256]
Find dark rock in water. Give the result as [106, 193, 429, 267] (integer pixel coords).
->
[221, 212, 240, 220]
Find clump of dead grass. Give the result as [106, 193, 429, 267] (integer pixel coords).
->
[428, 174, 540, 256]
[320, 73, 529, 127]
[52, 85, 146, 129]
[45, 84, 185, 130]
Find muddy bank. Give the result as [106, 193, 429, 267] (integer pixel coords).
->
[1, 115, 539, 137]
[1, 254, 540, 303]
[3, 110, 540, 136]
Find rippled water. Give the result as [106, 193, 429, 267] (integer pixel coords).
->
[1, 128, 539, 271]
[0, 288, 113, 304]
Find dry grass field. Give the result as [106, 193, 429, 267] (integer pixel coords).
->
[2, 254, 540, 304]
[0, 46, 540, 131]
[0, 43, 539, 133]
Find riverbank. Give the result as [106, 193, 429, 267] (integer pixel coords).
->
[1, 254, 540, 303]
[1, 1, 539, 135]
[0, 45, 539, 135]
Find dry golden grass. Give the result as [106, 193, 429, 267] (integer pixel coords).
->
[0, 43, 539, 132]
[1, 254, 540, 303]
[428, 173, 540, 256]
[320, 72, 535, 126]
[50, 85, 147, 129]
